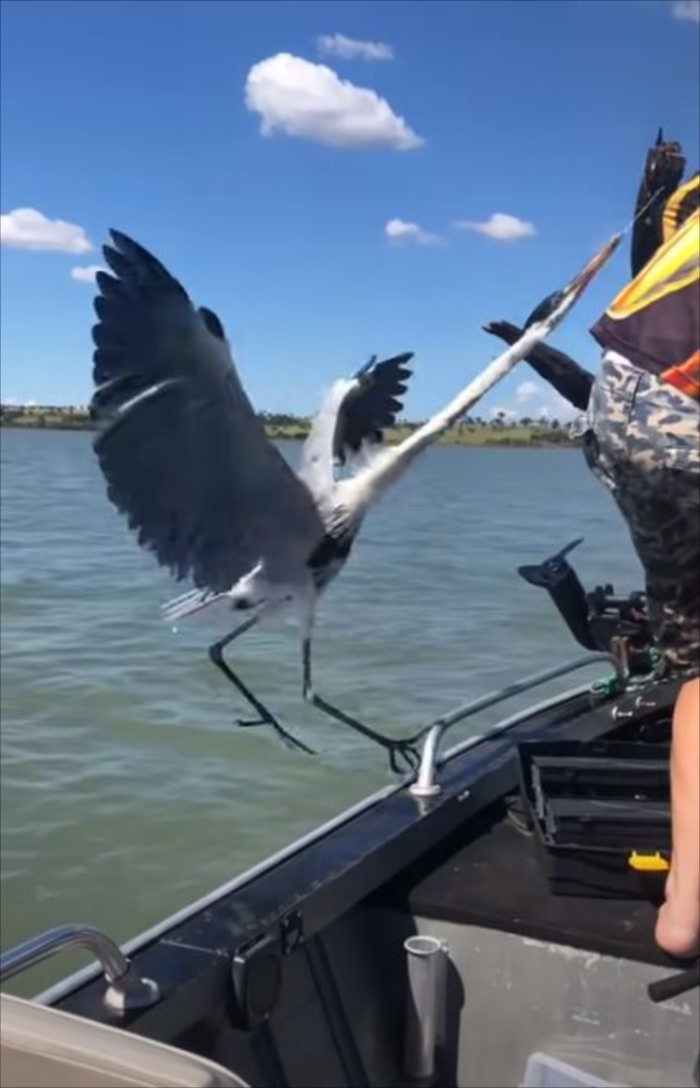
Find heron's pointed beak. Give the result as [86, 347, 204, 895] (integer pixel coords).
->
[562, 233, 622, 304]
[524, 232, 623, 329]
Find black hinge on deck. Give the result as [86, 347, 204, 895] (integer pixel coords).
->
[280, 910, 303, 956]
[230, 932, 283, 1030]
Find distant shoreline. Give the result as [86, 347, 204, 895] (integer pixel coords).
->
[0, 408, 577, 449]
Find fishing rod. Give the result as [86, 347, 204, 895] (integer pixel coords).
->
[523, 187, 663, 330]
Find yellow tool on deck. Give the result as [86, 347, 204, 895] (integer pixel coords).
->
[628, 851, 670, 873]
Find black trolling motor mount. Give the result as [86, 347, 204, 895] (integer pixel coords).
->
[517, 538, 654, 676]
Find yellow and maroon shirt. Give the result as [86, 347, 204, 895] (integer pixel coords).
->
[591, 178, 699, 401]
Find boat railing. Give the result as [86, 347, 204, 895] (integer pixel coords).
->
[410, 651, 625, 798]
[0, 924, 160, 1011]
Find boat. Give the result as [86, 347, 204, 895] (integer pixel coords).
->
[1, 542, 698, 1088]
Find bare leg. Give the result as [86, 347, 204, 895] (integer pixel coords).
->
[656, 677, 700, 959]
[209, 617, 315, 755]
[302, 637, 426, 774]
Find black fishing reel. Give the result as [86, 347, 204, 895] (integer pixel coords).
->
[518, 538, 654, 675]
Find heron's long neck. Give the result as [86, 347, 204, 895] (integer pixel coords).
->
[345, 231, 621, 509]
[358, 319, 570, 498]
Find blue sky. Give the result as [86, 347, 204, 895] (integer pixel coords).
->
[1, 0, 698, 421]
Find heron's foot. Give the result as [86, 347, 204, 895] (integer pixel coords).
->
[307, 692, 424, 775]
[235, 713, 316, 756]
[382, 737, 423, 775]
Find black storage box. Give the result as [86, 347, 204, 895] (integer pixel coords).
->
[517, 739, 671, 900]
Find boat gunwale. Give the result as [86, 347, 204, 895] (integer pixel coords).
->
[31, 677, 606, 1009]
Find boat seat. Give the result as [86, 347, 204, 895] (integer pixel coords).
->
[0, 993, 249, 1088]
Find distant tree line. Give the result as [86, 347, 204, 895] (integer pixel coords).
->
[1, 403, 577, 445]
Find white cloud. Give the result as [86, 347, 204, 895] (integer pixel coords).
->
[384, 218, 443, 246]
[488, 406, 518, 422]
[0, 208, 93, 253]
[70, 265, 104, 283]
[245, 53, 424, 150]
[454, 212, 536, 242]
[1, 397, 37, 407]
[536, 398, 575, 423]
[672, 0, 700, 22]
[316, 33, 394, 61]
[516, 380, 539, 402]
[484, 389, 577, 425]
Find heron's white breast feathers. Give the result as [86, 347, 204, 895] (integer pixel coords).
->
[331, 462, 390, 520]
[338, 435, 382, 477]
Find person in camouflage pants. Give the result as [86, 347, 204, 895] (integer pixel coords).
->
[585, 193, 699, 961]
[486, 147, 700, 958]
[487, 153, 699, 959]
[583, 351, 699, 675]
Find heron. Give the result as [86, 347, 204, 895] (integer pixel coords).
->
[90, 229, 621, 771]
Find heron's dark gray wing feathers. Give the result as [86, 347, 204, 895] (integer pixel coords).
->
[91, 230, 324, 592]
[333, 353, 414, 465]
[298, 353, 414, 500]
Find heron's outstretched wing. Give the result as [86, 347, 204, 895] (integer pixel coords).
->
[299, 353, 413, 498]
[91, 230, 324, 592]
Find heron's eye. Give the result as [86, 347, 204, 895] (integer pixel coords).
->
[233, 598, 251, 611]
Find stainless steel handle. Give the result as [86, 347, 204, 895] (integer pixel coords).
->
[0, 924, 160, 1011]
[410, 652, 625, 798]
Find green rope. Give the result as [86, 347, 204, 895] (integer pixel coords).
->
[590, 675, 625, 698]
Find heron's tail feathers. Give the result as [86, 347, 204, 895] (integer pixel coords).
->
[161, 587, 226, 624]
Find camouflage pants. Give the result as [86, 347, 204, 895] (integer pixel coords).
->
[583, 351, 700, 674]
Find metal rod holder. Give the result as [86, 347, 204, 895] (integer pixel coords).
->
[410, 652, 624, 798]
[0, 924, 160, 1012]
[403, 934, 448, 1082]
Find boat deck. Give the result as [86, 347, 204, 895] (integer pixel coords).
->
[377, 801, 670, 967]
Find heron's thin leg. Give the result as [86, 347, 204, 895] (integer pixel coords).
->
[302, 637, 427, 775]
[210, 618, 315, 756]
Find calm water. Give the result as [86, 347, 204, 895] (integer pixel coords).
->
[0, 428, 642, 993]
